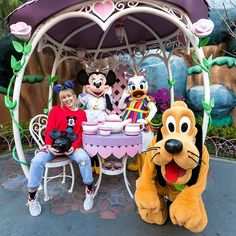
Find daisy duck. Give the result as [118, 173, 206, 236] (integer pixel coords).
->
[77, 59, 116, 174]
[118, 68, 157, 174]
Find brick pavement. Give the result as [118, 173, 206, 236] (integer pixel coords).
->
[0, 150, 138, 219]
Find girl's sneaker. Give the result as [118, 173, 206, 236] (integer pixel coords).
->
[27, 196, 41, 216]
[83, 188, 94, 211]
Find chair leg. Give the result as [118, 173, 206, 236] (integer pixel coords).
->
[44, 167, 50, 201]
[62, 165, 66, 183]
[68, 163, 75, 193]
[38, 183, 43, 191]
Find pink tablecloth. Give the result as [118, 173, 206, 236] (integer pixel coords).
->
[82, 133, 142, 159]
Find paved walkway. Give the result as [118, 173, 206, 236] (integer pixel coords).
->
[0, 151, 236, 236]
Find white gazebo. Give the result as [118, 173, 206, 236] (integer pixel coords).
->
[6, 0, 211, 177]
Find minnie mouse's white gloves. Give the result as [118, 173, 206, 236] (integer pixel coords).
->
[104, 87, 112, 96]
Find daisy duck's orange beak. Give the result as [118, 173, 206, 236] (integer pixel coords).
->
[131, 88, 148, 100]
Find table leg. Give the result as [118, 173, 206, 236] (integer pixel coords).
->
[122, 157, 130, 186]
[93, 154, 103, 198]
[122, 155, 133, 198]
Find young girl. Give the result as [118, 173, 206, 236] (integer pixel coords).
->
[27, 81, 94, 216]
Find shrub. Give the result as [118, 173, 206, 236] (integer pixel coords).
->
[0, 121, 31, 154]
[149, 88, 185, 113]
[196, 116, 236, 139]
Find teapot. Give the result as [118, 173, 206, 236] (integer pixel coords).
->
[103, 112, 131, 133]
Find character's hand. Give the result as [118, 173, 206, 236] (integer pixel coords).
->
[135, 188, 160, 210]
[104, 86, 112, 96]
[137, 118, 148, 125]
[170, 197, 206, 232]
[65, 146, 74, 155]
[105, 94, 113, 111]
[135, 182, 167, 225]
[48, 146, 62, 156]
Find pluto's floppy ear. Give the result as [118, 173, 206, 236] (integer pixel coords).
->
[77, 69, 89, 85]
[50, 130, 61, 139]
[156, 125, 163, 142]
[187, 123, 203, 186]
[155, 125, 166, 187]
[195, 123, 203, 159]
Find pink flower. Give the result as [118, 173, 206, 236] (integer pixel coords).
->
[10, 22, 32, 40]
[191, 19, 214, 38]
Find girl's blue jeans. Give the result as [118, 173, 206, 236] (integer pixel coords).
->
[27, 147, 93, 189]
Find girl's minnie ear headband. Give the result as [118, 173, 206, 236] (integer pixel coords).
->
[53, 81, 75, 94]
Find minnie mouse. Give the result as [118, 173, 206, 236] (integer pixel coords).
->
[77, 59, 117, 174]
[77, 59, 117, 121]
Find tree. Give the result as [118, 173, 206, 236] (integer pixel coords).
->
[0, 0, 22, 38]
[209, 0, 236, 57]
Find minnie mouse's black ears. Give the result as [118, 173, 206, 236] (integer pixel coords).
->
[106, 71, 117, 86]
[50, 130, 61, 139]
[77, 69, 89, 85]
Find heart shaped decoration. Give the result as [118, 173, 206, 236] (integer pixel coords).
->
[83, 144, 98, 157]
[92, 0, 115, 21]
[127, 144, 142, 157]
[97, 146, 112, 159]
[112, 146, 126, 159]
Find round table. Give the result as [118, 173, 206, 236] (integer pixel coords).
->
[82, 132, 142, 198]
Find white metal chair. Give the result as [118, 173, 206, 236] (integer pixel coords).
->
[29, 114, 75, 201]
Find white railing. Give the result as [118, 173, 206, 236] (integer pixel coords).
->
[205, 136, 236, 160]
[0, 130, 34, 153]
[1, 129, 235, 160]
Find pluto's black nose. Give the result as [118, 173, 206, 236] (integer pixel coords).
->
[165, 139, 183, 154]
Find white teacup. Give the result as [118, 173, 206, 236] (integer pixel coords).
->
[99, 125, 112, 136]
[82, 121, 98, 133]
[124, 123, 144, 135]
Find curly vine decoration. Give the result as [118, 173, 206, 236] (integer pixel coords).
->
[4, 38, 32, 166]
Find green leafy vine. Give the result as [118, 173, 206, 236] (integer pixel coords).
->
[4, 38, 32, 166]
[168, 78, 175, 88]
[202, 97, 215, 131]
[192, 37, 215, 130]
[43, 75, 58, 114]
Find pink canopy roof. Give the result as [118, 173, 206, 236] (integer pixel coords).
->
[5, 0, 209, 50]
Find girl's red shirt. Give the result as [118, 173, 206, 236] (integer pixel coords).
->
[44, 105, 87, 149]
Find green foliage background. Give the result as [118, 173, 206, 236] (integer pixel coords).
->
[0, 0, 23, 38]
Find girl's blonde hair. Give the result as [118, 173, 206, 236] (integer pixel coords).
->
[59, 88, 78, 107]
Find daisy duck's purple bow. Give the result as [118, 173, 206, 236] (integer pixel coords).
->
[53, 81, 75, 94]
[123, 68, 147, 80]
